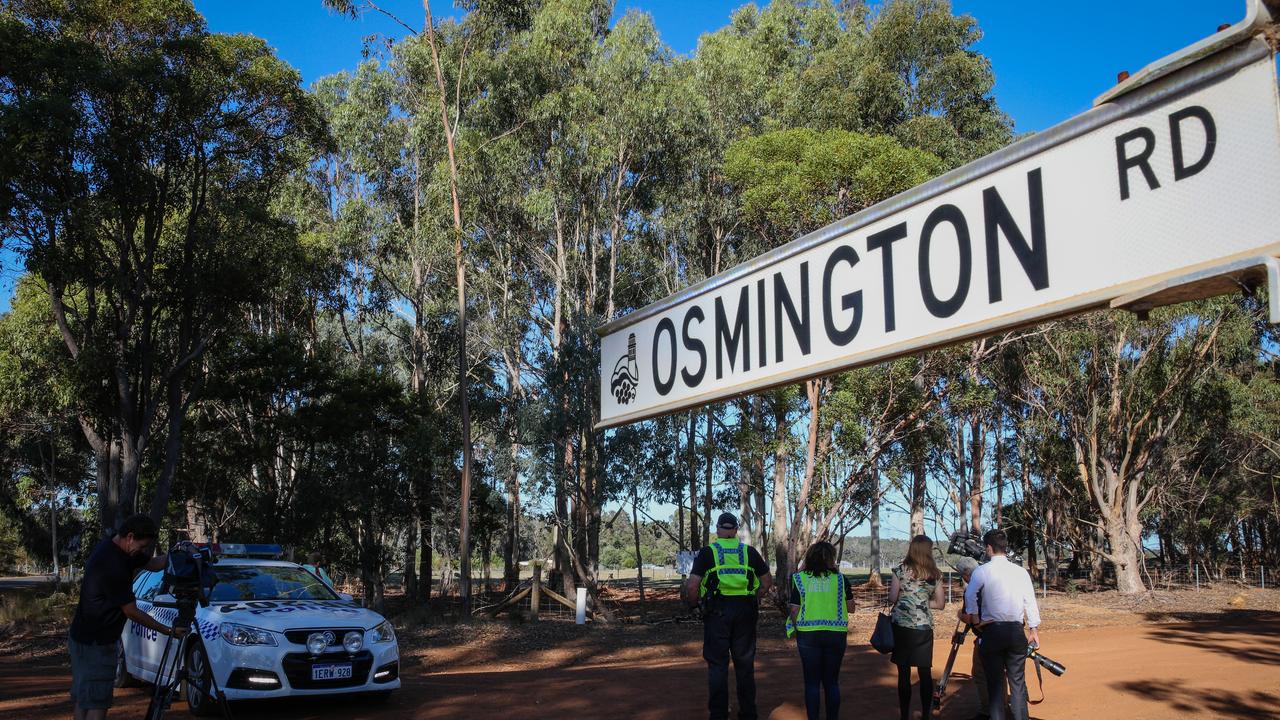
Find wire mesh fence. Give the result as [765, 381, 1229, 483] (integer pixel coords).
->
[1142, 565, 1273, 591]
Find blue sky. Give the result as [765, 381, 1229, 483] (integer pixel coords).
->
[0, 1, 1247, 314]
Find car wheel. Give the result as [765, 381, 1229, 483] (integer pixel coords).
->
[114, 641, 139, 688]
[183, 642, 219, 717]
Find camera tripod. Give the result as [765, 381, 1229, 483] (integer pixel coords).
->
[932, 619, 974, 715]
[931, 619, 1066, 717]
[144, 608, 232, 720]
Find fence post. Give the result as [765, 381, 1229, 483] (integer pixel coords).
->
[1041, 574, 1046, 600]
[575, 587, 587, 625]
[947, 572, 952, 604]
[1262, 567, 1266, 590]
[531, 561, 542, 621]
[1195, 565, 1199, 590]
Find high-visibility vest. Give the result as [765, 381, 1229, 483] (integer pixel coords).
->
[792, 571, 848, 631]
[700, 538, 756, 597]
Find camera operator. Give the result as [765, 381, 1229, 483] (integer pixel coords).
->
[68, 514, 189, 720]
[961, 529, 1040, 720]
[952, 556, 991, 720]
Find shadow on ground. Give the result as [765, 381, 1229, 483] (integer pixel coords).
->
[1111, 681, 1280, 719]
[1139, 609, 1280, 666]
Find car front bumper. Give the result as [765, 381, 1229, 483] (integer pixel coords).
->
[206, 639, 401, 700]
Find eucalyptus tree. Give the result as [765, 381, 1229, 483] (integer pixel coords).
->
[0, 276, 90, 568]
[1020, 303, 1244, 593]
[791, 0, 1012, 165]
[0, 0, 325, 531]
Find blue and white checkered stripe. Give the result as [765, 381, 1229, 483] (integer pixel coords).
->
[138, 603, 220, 640]
[151, 606, 178, 624]
[197, 619, 220, 641]
[793, 573, 806, 622]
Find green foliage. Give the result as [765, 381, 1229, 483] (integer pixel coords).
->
[726, 127, 943, 238]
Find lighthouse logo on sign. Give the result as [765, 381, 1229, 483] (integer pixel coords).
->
[611, 333, 639, 405]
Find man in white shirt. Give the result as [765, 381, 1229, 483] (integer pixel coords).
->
[962, 530, 1041, 720]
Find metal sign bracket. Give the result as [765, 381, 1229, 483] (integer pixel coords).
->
[1110, 255, 1280, 323]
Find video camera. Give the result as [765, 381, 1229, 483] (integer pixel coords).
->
[155, 542, 218, 625]
[948, 530, 989, 563]
[946, 529, 1022, 566]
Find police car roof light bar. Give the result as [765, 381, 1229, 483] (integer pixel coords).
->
[204, 543, 284, 558]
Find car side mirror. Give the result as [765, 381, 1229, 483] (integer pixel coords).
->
[338, 592, 354, 603]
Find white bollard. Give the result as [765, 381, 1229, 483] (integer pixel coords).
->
[576, 587, 587, 625]
[947, 572, 952, 604]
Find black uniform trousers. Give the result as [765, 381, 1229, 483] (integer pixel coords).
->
[703, 598, 758, 720]
[978, 621, 1029, 720]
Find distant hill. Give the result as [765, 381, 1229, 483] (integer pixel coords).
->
[838, 536, 910, 568]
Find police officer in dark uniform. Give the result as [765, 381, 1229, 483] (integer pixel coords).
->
[684, 513, 774, 720]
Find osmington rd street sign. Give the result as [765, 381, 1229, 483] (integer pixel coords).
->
[598, 8, 1280, 429]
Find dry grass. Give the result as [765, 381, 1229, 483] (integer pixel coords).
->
[0, 589, 76, 629]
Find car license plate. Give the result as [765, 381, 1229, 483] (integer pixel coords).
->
[311, 663, 353, 681]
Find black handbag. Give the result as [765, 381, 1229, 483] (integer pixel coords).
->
[870, 609, 895, 654]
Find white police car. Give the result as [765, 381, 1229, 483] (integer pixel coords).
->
[116, 545, 400, 714]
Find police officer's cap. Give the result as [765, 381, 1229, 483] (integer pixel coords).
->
[716, 512, 739, 530]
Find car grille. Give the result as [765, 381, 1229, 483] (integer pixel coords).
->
[281, 650, 374, 690]
[283, 627, 363, 648]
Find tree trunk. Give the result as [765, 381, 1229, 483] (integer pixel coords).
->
[401, 512, 417, 597]
[1106, 518, 1146, 593]
[1089, 526, 1106, 585]
[93, 440, 115, 536]
[704, 407, 713, 545]
[417, 467, 433, 602]
[149, 380, 189, 522]
[969, 418, 984, 534]
[910, 459, 926, 537]
[994, 414, 1004, 529]
[754, 396, 768, 555]
[421, 0, 472, 619]
[868, 487, 882, 587]
[1044, 474, 1059, 585]
[554, 406, 572, 594]
[632, 489, 646, 619]
[771, 401, 790, 579]
[688, 412, 699, 549]
[504, 439, 521, 591]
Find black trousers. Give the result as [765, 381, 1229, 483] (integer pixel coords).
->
[978, 622, 1029, 720]
[703, 599, 758, 720]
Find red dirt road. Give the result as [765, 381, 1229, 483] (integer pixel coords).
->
[4, 609, 1277, 719]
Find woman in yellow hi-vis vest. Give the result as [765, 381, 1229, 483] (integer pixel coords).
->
[787, 542, 855, 720]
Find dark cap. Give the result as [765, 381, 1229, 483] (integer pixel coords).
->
[716, 512, 739, 530]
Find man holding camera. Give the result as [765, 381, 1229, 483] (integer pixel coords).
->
[962, 529, 1040, 720]
[69, 514, 188, 720]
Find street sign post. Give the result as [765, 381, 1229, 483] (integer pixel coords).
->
[598, 8, 1280, 430]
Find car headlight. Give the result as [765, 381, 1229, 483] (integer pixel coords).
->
[370, 620, 396, 644]
[221, 623, 277, 647]
[343, 630, 363, 653]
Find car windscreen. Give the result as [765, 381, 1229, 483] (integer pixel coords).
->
[208, 565, 339, 602]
